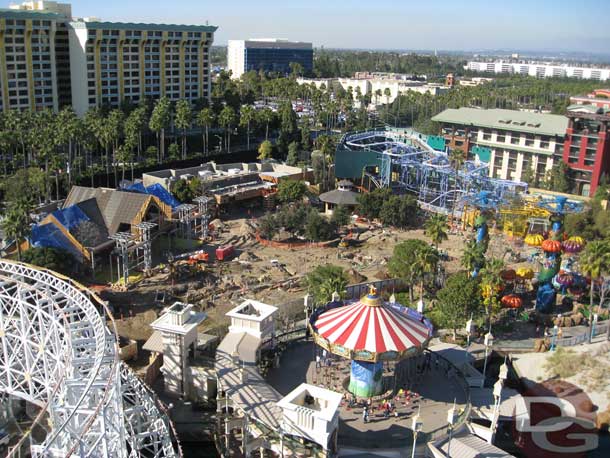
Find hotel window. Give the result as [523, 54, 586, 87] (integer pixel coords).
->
[497, 133, 506, 143]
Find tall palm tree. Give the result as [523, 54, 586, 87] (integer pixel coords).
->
[239, 105, 256, 151]
[424, 214, 448, 249]
[415, 244, 439, 302]
[218, 106, 237, 154]
[259, 108, 275, 141]
[2, 198, 31, 261]
[461, 240, 486, 276]
[196, 108, 214, 155]
[580, 240, 610, 313]
[479, 257, 505, 325]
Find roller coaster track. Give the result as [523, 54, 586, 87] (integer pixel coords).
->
[0, 260, 180, 458]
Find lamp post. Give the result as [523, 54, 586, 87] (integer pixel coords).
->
[481, 331, 494, 388]
[550, 324, 559, 351]
[446, 403, 458, 457]
[411, 412, 423, 458]
[590, 313, 598, 343]
[465, 315, 474, 348]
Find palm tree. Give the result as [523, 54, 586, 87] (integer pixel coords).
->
[174, 99, 192, 160]
[461, 240, 486, 276]
[149, 96, 171, 162]
[580, 240, 610, 314]
[424, 214, 448, 249]
[2, 198, 31, 261]
[239, 105, 256, 151]
[196, 108, 214, 155]
[218, 106, 237, 154]
[259, 107, 275, 141]
[414, 244, 439, 302]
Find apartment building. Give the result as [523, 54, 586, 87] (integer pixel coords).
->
[466, 60, 610, 81]
[432, 108, 568, 185]
[68, 21, 216, 115]
[0, 1, 217, 115]
[0, 2, 71, 111]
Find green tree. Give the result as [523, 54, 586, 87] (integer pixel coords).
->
[239, 105, 256, 151]
[434, 271, 482, 340]
[461, 240, 486, 275]
[521, 163, 537, 187]
[21, 246, 75, 275]
[149, 96, 172, 162]
[259, 107, 275, 141]
[286, 141, 299, 166]
[258, 140, 273, 160]
[2, 197, 31, 261]
[171, 178, 194, 202]
[356, 188, 392, 220]
[219, 106, 237, 153]
[580, 241, 610, 312]
[379, 194, 419, 228]
[330, 205, 351, 228]
[174, 99, 192, 159]
[277, 180, 307, 203]
[388, 239, 429, 302]
[196, 107, 215, 155]
[424, 214, 448, 248]
[414, 243, 439, 301]
[258, 213, 279, 240]
[168, 143, 181, 161]
[305, 209, 337, 241]
[305, 264, 349, 304]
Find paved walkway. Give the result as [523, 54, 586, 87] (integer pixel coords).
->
[266, 340, 467, 450]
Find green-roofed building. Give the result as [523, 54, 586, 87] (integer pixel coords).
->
[1, 1, 217, 115]
[431, 107, 569, 189]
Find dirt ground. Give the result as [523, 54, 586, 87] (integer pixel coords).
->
[106, 212, 534, 347]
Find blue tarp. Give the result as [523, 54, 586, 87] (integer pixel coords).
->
[124, 183, 181, 208]
[51, 205, 90, 230]
[30, 223, 85, 262]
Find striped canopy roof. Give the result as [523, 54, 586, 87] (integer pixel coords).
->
[312, 289, 431, 357]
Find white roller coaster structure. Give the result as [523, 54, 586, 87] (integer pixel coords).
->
[0, 260, 181, 458]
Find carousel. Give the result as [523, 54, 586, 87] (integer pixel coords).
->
[308, 286, 433, 398]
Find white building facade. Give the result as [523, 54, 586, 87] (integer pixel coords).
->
[466, 60, 610, 81]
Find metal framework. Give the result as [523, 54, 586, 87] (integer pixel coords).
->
[0, 260, 180, 457]
[176, 204, 197, 240]
[109, 232, 135, 285]
[135, 222, 158, 273]
[342, 130, 527, 214]
[193, 196, 214, 239]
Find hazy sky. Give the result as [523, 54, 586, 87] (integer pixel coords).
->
[3, 0, 610, 53]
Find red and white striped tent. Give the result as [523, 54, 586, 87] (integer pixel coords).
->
[311, 289, 432, 362]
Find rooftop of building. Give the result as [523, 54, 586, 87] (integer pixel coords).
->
[432, 107, 568, 136]
[70, 19, 217, 32]
[0, 7, 64, 19]
[226, 299, 278, 323]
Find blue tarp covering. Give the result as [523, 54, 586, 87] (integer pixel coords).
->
[124, 183, 181, 208]
[51, 205, 90, 230]
[30, 223, 84, 262]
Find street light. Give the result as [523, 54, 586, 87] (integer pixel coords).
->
[590, 313, 598, 343]
[465, 315, 474, 347]
[481, 331, 494, 388]
[550, 325, 559, 351]
[446, 403, 458, 457]
[411, 412, 423, 458]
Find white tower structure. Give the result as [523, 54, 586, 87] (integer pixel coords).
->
[226, 299, 278, 340]
[150, 302, 206, 396]
[277, 383, 342, 453]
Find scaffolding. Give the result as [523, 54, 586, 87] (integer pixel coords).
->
[194, 195, 214, 239]
[176, 203, 197, 240]
[109, 232, 135, 285]
[135, 221, 157, 272]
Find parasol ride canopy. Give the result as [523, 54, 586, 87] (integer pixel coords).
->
[310, 287, 432, 362]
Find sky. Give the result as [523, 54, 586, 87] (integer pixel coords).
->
[3, 0, 610, 54]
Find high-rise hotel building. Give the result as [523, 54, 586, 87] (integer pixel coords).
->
[0, 1, 217, 115]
